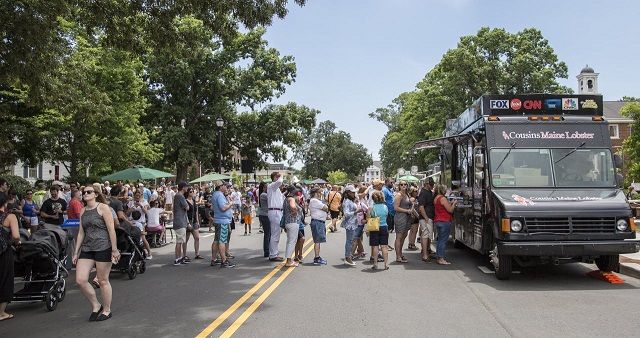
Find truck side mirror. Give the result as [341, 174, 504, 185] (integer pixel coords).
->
[616, 173, 625, 188]
[614, 154, 623, 169]
[474, 153, 485, 169]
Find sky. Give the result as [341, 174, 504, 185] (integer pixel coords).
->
[260, 0, 640, 162]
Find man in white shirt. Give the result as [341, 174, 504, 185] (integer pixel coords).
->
[231, 187, 242, 222]
[165, 185, 175, 211]
[267, 172, 285, 261]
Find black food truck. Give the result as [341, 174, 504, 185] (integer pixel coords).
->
[415, 94, 639, 279]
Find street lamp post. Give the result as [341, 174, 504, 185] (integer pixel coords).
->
[216, 117, 224, 174]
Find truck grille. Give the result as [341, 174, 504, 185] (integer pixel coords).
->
[524, 217, 616, 234]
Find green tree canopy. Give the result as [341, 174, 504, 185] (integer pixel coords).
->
[327, 170, 349, 185]
[372, 27, 571, 175]
[621, 99, 640, 182]
[144, 16, 316, 180]
[299, 121, 372, 180]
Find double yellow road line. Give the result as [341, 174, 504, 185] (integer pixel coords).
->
[196, 237, 316, 337]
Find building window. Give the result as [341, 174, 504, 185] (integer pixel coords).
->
[587, 79, 593, 89]
[28, 165, 39, 178]
[609, 124, 619, 139]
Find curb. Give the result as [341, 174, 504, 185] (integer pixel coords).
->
[619, 262, 640, 280]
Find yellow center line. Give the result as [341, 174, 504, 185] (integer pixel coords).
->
[196, 236, 313, 338]
[219, 241, 316, 338]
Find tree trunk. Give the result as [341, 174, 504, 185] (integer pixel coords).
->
[176, 164, 189, 184]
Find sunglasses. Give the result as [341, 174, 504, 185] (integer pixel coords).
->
[399, 183, 407, 186]
[82, 190, 95, 195]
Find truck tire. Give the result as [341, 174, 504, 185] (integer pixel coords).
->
[490, 244, 512, 280]
[595, 255, 619, 272]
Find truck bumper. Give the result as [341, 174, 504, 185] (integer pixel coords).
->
[498, 240, 640, 256]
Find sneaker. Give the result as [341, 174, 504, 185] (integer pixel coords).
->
[221, 260, 236, 268]
[213, 258, 222, 264]
[226, 253, 235, 259]
[313, 257, 321, 265]
[344, 259, 356, 267]
[210, 260, 219, 266]
[318, 257, 327, 265]
[146, 255, 153, 260]
[180, 259, 190, 265]
[174, 258, 182, 266]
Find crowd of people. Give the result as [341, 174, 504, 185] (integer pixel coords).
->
[0, 173, 457, 322]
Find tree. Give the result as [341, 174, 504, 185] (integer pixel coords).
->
[373, 27, 571, 175]
[299, 121, 372, 180]
[327, 170, 349, 185]
[35, 32, 160, 181]
[1, 1, 307, 95]
[621, 100, 640, 183]
[145, 17, 315, 181]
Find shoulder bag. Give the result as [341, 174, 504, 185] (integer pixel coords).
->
[366, 206, 380, 232]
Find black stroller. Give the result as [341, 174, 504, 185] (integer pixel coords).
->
[13, 228, 69, 311]
[112, 226, 146, 280]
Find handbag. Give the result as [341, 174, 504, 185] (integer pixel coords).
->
[366, 207, 380, 232]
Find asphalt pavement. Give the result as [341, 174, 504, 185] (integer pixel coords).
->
[3, 219, 640, 338]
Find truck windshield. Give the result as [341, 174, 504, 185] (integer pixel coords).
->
[552, 149, 615, 187]
[490, 149, 553, 187]
[489, 148, 616, 188]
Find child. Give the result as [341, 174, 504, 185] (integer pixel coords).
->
[146, 200, 166, 248]
[131, 210, 153, 259]
[241, 197, 252, 235]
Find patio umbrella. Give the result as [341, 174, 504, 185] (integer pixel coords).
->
[398, 175, 420, 183]
[102, 165, 175, 181]
[310, 178, 328, 184]
[189, 173, 232, 184]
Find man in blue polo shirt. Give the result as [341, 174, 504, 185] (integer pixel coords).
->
[210, 182, 236, 268]
[382, 178, 395, 233]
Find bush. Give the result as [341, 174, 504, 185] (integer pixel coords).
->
[1, 174, 33, 197]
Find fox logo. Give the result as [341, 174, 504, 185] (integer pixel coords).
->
[502, 131, 510, 140]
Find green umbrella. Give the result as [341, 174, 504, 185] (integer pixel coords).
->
[261, 178, 272, 183]
[398, 175, 420, 183]
[102, 165, 174, 181]
[190, 173, 232, 184]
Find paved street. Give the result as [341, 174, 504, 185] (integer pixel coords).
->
[3, 219, 640, 338]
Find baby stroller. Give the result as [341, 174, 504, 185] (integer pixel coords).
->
[13, 228, 69, 311]
[113, 225, 146, 280]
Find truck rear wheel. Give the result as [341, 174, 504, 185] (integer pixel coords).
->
[595, 255, 619, 272]
[490, 244, 512, 280]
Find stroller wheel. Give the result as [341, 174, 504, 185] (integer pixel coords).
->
[45, 291, 58, 311]
[138, 260, 146, 274]
[55, 279, 66, 302]
[127, 266, 137, 280]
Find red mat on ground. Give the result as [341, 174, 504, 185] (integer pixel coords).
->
[586, 270, 625, 284]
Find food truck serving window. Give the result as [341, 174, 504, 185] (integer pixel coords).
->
[490, 148, 616, 188]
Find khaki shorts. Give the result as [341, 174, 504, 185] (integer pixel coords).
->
[419, 219, 434, 238]
[175, 227, 187, 244]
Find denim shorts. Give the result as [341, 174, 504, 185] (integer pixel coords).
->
[354, 225, 364, 239]
[310, 219, 326, 243]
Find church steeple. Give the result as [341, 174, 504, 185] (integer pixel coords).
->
[577, 65, 599, 94]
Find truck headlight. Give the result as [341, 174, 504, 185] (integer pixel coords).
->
[510, 219, 523, 232]
[616, 219, 629, 231]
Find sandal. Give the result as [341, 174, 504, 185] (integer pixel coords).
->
[384, 266, 390, 270]
[0, 314, 15, 321]
[194, 255, 205, 260]
[396, 256, 408, 263]
[437, 259, 451, 265]
[91, 278, 100, 289]
[421, 257, 431, 263]
[285, 262, 299, 267]
[407, 244, 418, 251]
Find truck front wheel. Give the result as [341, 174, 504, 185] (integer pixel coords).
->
[490, 244, 512, 280]
[595, 255, 619, 272]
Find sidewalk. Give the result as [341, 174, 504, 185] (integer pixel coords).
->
[620, 251, 640, 279]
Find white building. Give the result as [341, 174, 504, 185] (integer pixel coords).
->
[8, 160, 70, 183]
[363, 161, 383, 183]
